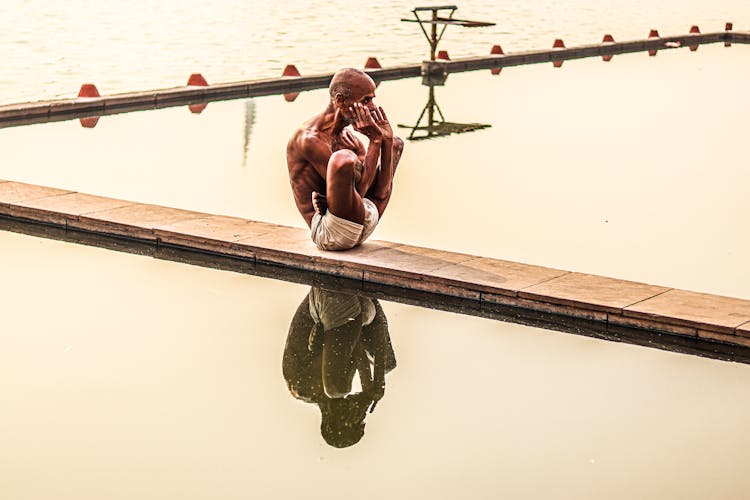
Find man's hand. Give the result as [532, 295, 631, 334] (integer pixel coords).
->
[350, 102, 383, 140]
[337, 128, 360, 151]
[370, 106, 393, 141]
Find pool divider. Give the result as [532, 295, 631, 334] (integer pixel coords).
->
[1, 178, 749, 362]
[0, 29, 746, 128]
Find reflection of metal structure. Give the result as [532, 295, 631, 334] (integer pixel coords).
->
[401, 5, 495, 60]
[398, 84, 490, 141]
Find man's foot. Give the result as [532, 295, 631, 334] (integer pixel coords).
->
[312, 191, 328, 215]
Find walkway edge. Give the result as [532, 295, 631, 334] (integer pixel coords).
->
[1, 179, 749, 352]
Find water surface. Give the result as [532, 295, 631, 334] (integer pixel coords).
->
[1, 229, 750, 499]
[1, 0, 748, 102]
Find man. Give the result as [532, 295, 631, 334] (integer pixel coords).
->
[286, 68, 404, 251]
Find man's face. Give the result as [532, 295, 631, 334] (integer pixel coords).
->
[337, 75, 377, 122]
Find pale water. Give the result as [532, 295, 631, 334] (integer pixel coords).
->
[2, 3, 750, 498]
[2, 229, 750, 500]
[1, 0, 748, 102]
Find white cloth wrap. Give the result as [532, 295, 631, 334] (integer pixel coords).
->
[310, 198, 379, 251]
[308, 287, 376, 332]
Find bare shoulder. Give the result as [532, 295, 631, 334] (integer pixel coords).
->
[288, 126, 324, 156]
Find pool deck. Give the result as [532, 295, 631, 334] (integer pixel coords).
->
[0, 29, 746, 128]
[2, 179, 749, 350]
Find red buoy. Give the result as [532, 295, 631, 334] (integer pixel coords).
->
[78, 83, 100, 98]
[364, 57, 382, 69]
[689, 25, 701, 34]
[602, 54, 613, 62]
[490, 45, 504, 55]
[283, 92, 300, 102]
[436, 50, 450, 60]
[553, 39, 565, 48]
[187, 73, 208, 86]
[648, 29, 660, 38]
[553, 60, 564, 68]
[282, 65, 301, 77]
[602, 34, 615, 43]
[490, 67, 502, 75]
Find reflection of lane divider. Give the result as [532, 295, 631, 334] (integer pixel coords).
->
[1, 178, 750, 356]
[602, 35, 616, 62]
[0, 28, 745, 128]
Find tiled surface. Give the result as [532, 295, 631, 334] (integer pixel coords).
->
[237, 226, 365, 279]
[519, 273, 670, 313]
[237, 226, 316, 258]
[0, 182, 72, 204]
[345, 244, 475, 278]
[429, 257, 568, 296]
[9, 192, 135, 225]
[156, 215, 282, 244]
[71, 203, 204, 240]
[624, 289, 750, 334]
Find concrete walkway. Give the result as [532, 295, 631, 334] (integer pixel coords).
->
[1, 179, 749, 350]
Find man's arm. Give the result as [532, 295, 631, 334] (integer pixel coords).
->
[356, 138, 382, 197]
[367, 107, 395, 205]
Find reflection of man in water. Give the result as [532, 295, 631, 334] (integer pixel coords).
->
[283, 287, 396, 448]
[286, 68, 404, 251]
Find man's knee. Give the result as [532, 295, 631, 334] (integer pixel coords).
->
[327, 149, 360, 188]
[328, 149, 358, 175]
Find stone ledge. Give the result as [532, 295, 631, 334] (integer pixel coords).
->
[1, 179, 749, 351]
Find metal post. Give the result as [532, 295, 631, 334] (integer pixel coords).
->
[430, 9, 438, 60]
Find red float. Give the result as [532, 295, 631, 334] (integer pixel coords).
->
[78, 84, 100, 98]
[187, 73, 208, 86]
[364, 57, 382, 69]
[282, 65, 301, 77]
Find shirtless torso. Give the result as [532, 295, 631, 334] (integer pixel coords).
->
[286, 68, 404, 250]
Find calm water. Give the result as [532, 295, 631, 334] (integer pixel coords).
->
[2, 45, 749, 299]
[2, 229, 750, 500]
[1, 0, 748, 103]
[2, 5, 750, 498]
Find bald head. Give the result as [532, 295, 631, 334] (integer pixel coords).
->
[329, 68, 375, 105]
